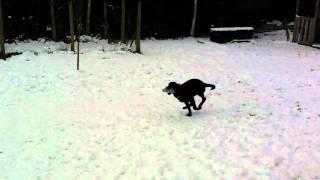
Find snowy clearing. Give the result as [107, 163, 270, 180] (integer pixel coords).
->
[1, 31, 320, 179]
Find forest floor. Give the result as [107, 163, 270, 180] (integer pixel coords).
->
[1, 30, 320, 179]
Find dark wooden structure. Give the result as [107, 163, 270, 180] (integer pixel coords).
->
[293, 0, 320, 46]
[210, 27, 254, 43]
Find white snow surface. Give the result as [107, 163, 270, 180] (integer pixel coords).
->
[313, 44, 320, 48]
[266, 20, 282, 26]
[210, 27, 254, 32]
[288, 22, 295, 26]
[1, 31, 320, 179]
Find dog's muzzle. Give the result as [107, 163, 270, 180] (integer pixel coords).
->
[163, 87, 174, 95]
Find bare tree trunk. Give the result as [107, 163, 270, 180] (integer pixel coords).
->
[190, 0, 198, 37]
[283, 17, 290, 41]
[50, 0, 57, 41]
[0, 0, 5, 60]
[85, 0, 91, 34]
[121, 0, 126, 44]
[136, 0, 141, 53]
[69, 0, 75, 51]
[103, 0, 109, 41]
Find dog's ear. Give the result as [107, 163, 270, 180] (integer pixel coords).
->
[168, 82, 175, 87]
[168, 82, 179, 88]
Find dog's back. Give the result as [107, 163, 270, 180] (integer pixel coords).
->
[180, 79, 211, 96]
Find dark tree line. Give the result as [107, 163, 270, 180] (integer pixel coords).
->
[1, 0, 297, 40]
[0, 0, 298, 60]
[0, 0, 300, 58]
[1, 0, 143, 41]
[0, 0, 144, 60]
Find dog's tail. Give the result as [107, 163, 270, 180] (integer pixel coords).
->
[204, 83, 216, 90]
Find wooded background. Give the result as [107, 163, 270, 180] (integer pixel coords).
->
[2, 0, 297, 40]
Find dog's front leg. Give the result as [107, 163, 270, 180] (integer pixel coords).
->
[184, 102, 192, 116]
[182, 102, 189, 109]
[190, 97, 199, 110]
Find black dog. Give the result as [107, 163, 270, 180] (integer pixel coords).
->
[163, 79, 216, 116]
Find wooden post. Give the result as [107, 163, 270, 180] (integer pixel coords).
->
[0, 0, 5, 60]
[103, 0, 109, 41]
[86, 0, 91, 34]
[121, 0, 126, 44]
[77, 28, 80, 70]
[69, 0, 75, 51]
[136, 0, 141, 53]
[50, 0, 57, 41]
[76, 0, 83, 70]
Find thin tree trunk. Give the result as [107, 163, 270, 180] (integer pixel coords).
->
[136, 0, 141, 53]
[283, 17, 290, 41]
[190, 0, 198, 37]
[86, 0, 91, 34]
[69, 0, 75, 51]
[121, 0, 126, 44]
[0, 0, 5, 60]
[103, 0, 109, 40]
[50, 0, 57, 41]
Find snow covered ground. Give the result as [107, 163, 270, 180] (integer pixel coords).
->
[1, 31, 320, 179]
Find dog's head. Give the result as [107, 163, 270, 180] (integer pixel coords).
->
[162, 82, 179, 95]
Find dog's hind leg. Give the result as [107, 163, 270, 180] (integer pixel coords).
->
[184, 102, 192, 116]
[198, 94, 207, 109]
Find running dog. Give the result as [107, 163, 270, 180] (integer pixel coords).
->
[163, 79, 216, 116]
